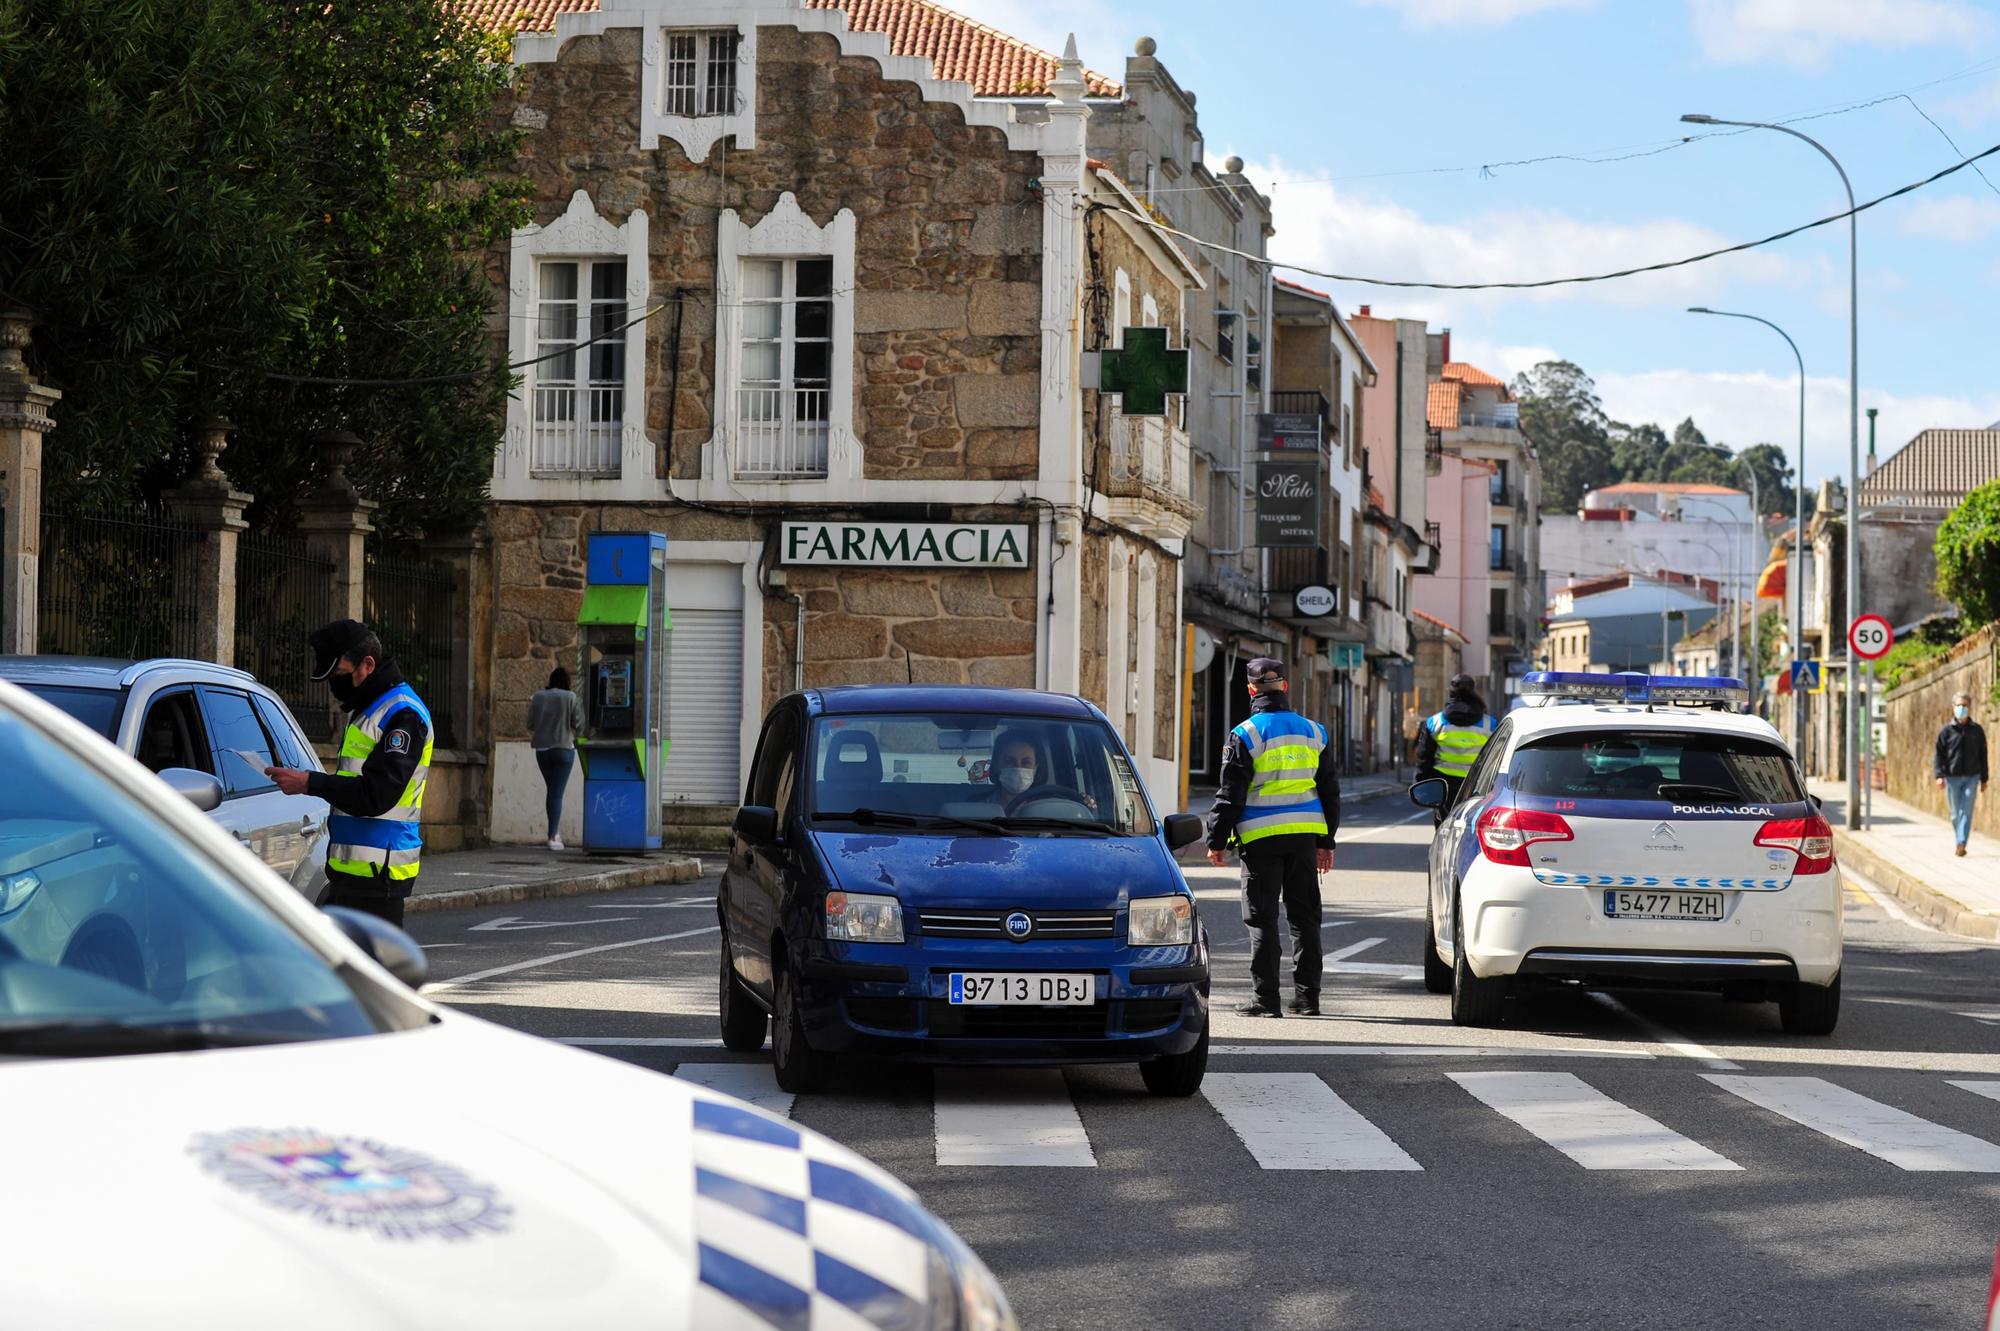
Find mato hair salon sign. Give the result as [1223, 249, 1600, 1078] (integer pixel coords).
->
[781, 521, 1030, 568]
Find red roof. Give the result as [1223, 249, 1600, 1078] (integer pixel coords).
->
[1592, 481, 1745, 496]
[1411, 609, 1468, 642]
[1441, 361, 1504, 388]
[465, 0, 1122, 97]
[1426, 381, 1461, 431]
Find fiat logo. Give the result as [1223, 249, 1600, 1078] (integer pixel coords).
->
[1003, 911, 1034, 940]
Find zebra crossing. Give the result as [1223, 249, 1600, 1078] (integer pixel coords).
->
[668, 1061, 2000, 1175]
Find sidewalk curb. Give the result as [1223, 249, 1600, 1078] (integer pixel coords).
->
[404, 854, 706, 916]
[1831, 828, 2000, 942]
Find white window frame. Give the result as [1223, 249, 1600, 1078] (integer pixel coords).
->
[498, 191, 651, 499]
[661, 27, 741, 119]
[707, 192, 858, 487]
[734, 255, 835, 480]
[529, 256, 628, 478]
[641, 20, 757, 163]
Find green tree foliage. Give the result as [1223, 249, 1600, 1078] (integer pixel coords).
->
[1875, 616, 1965, 691]
[1512, 361, 1611, 513]
[0, 0, 529, 533]
[1936, 481, 2000, 626]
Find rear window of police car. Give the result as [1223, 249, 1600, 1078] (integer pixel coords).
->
[1509, 731, 1802, 805]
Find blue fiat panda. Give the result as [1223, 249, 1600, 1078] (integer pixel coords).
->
[718, 686, 1210, 1095]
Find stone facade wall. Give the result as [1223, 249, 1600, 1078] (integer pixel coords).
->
[1154, 558, 1179, 761]
[501, 25, 1045, 484]
[1078, 533, 1110, 709]
[1885, 624, 1999, 837]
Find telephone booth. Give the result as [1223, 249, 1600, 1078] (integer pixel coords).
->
[577, 531, 669, 852]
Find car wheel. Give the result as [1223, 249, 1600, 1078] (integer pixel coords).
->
[1140, 1025, 1208, 1097]
[1422, 901, 1452, 995]
[718, 938, 767, 1053]
[1779, 973, 1840, 1037]
[770, 957, 832, 1093]
[1450, 893, 1506, 1028]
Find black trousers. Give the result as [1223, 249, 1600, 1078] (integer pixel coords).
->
[324, 877, 407, 929]
[1239, 833, 1323, 1007]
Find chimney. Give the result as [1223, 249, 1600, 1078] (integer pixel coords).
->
[1358, 304, 1371, 317]
[1441, 329, 1451, 363]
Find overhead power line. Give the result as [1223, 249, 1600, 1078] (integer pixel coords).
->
[1097, 140, 2000, 290]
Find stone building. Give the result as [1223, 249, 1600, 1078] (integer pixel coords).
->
[468, 0, 1201, 841]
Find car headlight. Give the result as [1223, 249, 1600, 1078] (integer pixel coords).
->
[0, 870, 41, 916]
[1126, 894, 1193, 946]
[825, 891, 904, 943]
[925, 1217, 1018, 1331]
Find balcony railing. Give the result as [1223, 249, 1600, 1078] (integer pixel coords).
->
[1103, 412, 1195, 516]
[532, 382, 623, 476]
[1269, 545, 1331, 594]
[1461, 405, 1520, 430]
[1425, 431, 1443, 476]
[1490, 484, 1517, 510]
[735, 386, 830, 479]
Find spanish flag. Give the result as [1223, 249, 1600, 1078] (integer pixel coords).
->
[1756, 535, 1790, 600]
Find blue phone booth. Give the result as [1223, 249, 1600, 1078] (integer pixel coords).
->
[577, 532, 669, 852]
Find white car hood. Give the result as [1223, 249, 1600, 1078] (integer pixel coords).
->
[0, 1015, 941, 1331]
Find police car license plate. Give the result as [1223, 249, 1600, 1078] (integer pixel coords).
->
[1602, 890, 1724, 921]
[948, 973, 1095, 1005]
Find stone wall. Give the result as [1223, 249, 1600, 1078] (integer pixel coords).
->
[1077, 533, 1110, 709]
[1154, 556, 1179, 761]
[502, 24, 1045, 484]
[1885, 624, 1998, 836]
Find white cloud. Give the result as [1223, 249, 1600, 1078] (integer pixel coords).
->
[1595, 367, 2000, 486]
[1896, 194, 2000, 242]
[1241, 158, 1807, 316]
[1689, 0, 1989, 67]
[1354, 0, 1594, 25]
[1940, 71, 2000, 127]
[1448, 337, 1563, 381]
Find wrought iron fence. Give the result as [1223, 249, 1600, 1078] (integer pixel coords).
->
[38, 509, 200, 660]
[235, 533, 337, 741]
[365, 549, 458, 748]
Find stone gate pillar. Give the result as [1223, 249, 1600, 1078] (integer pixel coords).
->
[298, 429, 377, 739]
[163, 422, 253, 665]
[0, 309, 60, 654]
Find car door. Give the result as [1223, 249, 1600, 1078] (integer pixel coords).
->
[729, 704, 802, 1001]
[197, 685, 314, 890]
[251, 689, 332, 890]
[128, 686, 216, 784]
[1436, 721, 1510, 957]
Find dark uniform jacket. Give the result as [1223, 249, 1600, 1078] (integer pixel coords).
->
[1205, 694, 1341, 853]
[1935, 720, 1990, 781]
[306, 661, 432, 822]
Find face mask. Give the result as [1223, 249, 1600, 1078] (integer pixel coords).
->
[328, 672, 359, 705]
[998, 766, 1035, 795]
[1956, 705, 1970, 720]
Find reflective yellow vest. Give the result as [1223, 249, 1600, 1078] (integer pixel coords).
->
[1231, 709, 1331, 845]
[325, 683, 432, 884]
[1425, 710, 1496, 779]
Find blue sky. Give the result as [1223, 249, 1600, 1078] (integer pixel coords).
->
[949, 0, 2000, 492]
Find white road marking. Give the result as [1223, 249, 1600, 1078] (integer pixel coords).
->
[1338, 809, 1431, 841]
[933, 1069, 1095, 1167]
[1210, 1044, 1654, 1059]
[1324, 937, 1386, 963]
[424, 923, 719, 992]
[588, 899, 716, 910]
[676, 1062, 795, 1116]
[1203, 1072, 1422, 1170]
[466, 914, 637, 932]
[1453, 1071, 1739, 1170]
[561, 1036, 726, 1047]
[1589, 992, 1741, 1070]
[1949, 1080, 2000, 1105]
[1706, 1075, 2000, 1171]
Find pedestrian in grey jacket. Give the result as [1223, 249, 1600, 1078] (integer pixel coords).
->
[528, 668, 586, 850]
[1935, 691, 1990, 857]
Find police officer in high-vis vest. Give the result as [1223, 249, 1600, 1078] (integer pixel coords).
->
[1205, 658, 1341, 1018]
[266, 619, 432, 927]
[1415, 672, 1496, 823]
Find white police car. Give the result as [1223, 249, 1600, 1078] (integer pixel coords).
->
[1412, 672, 1842, 1035]
[0, 680, 1013, 1331]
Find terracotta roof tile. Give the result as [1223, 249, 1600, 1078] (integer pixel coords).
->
[467, 0, 1122, 97]
[1859, 428, 2000, 508]
[1592, 481, 1745, 496]
[1426, 381, 1460, 431]
[1441, 361, 1504, 388]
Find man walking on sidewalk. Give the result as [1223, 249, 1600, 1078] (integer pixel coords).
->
[1205, 658, 1340, 1018]
[1936, 691, 1989, 857]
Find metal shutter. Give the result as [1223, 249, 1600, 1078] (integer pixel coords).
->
[665, 606, 743, 803]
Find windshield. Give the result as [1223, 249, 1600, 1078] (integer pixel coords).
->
[0, 709, 401, 1050]
[18, 685, 122, 740]
[808, 712, 1157, 836]
[1509, 729, 1803, 805]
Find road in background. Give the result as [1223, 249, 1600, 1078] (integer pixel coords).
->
[410, 801, 2000, 1330]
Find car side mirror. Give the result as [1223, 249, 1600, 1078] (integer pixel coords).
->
[1809, 793, 1825, 811]
[160, 767, 224, 813]
[1162, 812, 1204, 850]
[1409, 778, 1450, 809]
[323, 906, 429, 989]
[735, 804, 779, 845]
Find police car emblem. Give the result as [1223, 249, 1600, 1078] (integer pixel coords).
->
[385, 729, 411, 754]
[190, 1128, 512, 1241]
[1004, 911, 1034, 940]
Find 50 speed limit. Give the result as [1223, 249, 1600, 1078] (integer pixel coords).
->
[1849, 613, 1893, 661]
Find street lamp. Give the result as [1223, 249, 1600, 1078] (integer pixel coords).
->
[1682, 113, 1860, 826]
[1688, 306, 1805, 746]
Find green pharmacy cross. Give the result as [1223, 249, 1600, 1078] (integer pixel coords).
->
[1098, 326, 1189, 417]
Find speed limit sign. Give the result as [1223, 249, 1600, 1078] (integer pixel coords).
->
[1849, 613, 1893, 660]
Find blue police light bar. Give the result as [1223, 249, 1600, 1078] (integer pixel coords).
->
[1519, 672, 1748, 706]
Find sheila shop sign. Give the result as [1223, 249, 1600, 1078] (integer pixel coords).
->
[1255, 461, 1319, 548]
[781, 521, 1030, 568]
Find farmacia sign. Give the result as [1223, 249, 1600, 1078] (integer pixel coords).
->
[781, 522, 1030, 568]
